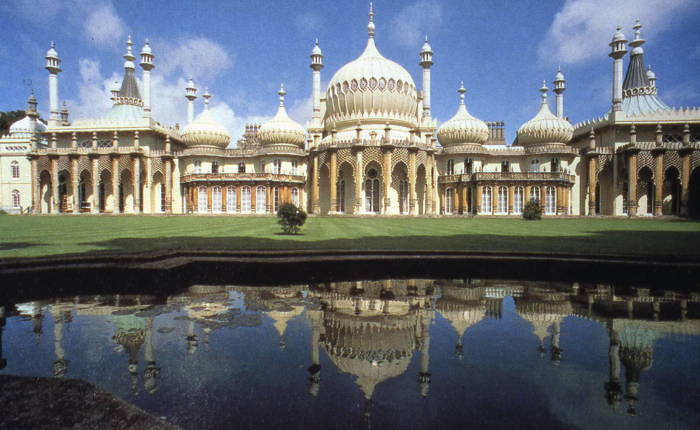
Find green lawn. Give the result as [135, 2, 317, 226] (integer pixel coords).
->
[1, 215, 699, 260]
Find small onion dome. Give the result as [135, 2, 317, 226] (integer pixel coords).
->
[311, 39, 323, 56]
[257, 84, 306, 147]
[421, 36, 432, 54]
[9, 116, 46, 137]
[45, 41, 59, 59]
[646, 65, 656, 80]
[437, 82, 489, 146]
[517, 82, 573, 145]
[611, 26, 626, 43]
[181, 89, 231, 148]
[554, 68, 564, 83]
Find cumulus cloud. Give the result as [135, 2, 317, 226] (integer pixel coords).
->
[84, 2, 127, 47]
[539, 0, 692, 65]
[295, 12, 323, 33]
[389, 1, 443, 48]
[66, 58, 119, 119]
[157, 37, 234, 81]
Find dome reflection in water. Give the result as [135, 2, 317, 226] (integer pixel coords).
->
[2, 280, 700, 429]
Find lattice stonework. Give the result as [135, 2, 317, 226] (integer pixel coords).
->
[363, 147, 382, 169]
[692, 151, 700, 171]
[118, 155, 132, 171]
[78, 157, 91, 173]
[416, 151, 427, 166]
[663, 150, 681, 172]
[150, 157, 163, 176]
[392, 147, 409, 171]
[637, 150, 654, 173]
[57, 156, 70, 172]
[317, 151, 328, 167]
[337, 148, 355, 171]
[596, 154, 612, 175]
[637, 179, 650, 200]
[38, 157, 50, 172]
[98, 156, 112, 174]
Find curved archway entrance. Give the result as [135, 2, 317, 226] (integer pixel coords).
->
[663, 167, 680, 215]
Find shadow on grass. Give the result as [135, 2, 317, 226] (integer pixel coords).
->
[0, 242, 38, 251]
[71, 229, 700, 259]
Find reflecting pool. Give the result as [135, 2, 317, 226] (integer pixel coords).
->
[2, 279, 700, 429]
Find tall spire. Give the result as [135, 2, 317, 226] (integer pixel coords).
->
[540, 80, 548, 104]
[117, 36, 142, 103]
[368, 3, 375, 38]
[123, 35, 135, 69]
[203, 87, 211, 111]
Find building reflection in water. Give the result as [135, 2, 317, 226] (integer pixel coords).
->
[2, 279, 699, 423]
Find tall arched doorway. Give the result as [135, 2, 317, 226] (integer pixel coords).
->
[338, 162, 355, 214]
[637, 167, 654, 216]
[364, 165, 381, 214]
[663, 167, 680, 215]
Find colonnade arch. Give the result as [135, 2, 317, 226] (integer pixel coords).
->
[662, 167, 680, 215]
[637, 167, 654, 216]
[79, 170, 92, 212]
[338, 162, 355, 214]
[364, 161, 382, 214]
[416, 165, 426, 215]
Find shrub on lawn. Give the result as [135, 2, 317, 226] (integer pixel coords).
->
[0, 210, 7, 215]
[277, 203, 307, 234]
[522, 200, 542, 220]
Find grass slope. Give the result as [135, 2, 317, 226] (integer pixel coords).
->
[1, 215, 699, 260]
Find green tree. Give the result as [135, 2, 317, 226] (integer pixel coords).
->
[277, 203, 307, 234]
[0, 110, 26, 136]
[522, 200, 542, 220]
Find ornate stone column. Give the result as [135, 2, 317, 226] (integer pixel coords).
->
[453, 186, 459, 214]
[354, 149, 363, 214]
[312, 154, 320, 214]
[164, 157, 172, 214]
[111, 156, 120, 214]
[587, 156, 598, 216]
[492, 185, 498, 214]
[408, 149, 417, 215]
[476, 184, 482, 215]
[439, 185, 445, 214]
[680, 124, 692, 216]
[266, 185, 272, 213]
[461, 183, 468, 215]
[30, 157, 40, 213]
[132, 156, 141, 214]
[382, 147, 392, 214]
[50, 156, 59, 213]
[329, 150, 338, 213]
[524, 185, 530, 204]
[207, 185, 213, 213]
[627, 151, 638, 217]
[91, 156, 99, 213]
[653, 124, 664, 216]
[426, 153, 434, 214]
[508, 185, 514, 215]
[71, 156, 79, 213]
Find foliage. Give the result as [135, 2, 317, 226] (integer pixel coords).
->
[277, 203, 307, 234]
[0, 111, 25, 136]
[0, 210, 7, 215]
[522, 200, 542, 220]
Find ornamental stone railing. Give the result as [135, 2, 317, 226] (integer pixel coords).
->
[180, 172, 306, 183]
[33, 146, 144, 155]
[438, 171, 576, 183]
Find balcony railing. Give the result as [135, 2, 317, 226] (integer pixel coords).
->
[439, 171, 575, 183]
[180, 172, 306, 183]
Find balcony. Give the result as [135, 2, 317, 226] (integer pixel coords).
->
[439, 171, 575, 183]
[180, 172, 306, 184]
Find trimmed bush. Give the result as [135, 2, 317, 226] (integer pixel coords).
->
[277, 203, 307, 234]
[522, 200, 542, 220]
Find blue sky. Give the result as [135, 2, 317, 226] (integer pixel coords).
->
[1, 0, 699, 143]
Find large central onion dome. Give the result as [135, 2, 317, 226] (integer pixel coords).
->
[324, 6, 418, 130]
[181, 88, 231, 148]
[257, 85, 307, 147]
[517, 82, 573, 145]
[437, 83, 489, 146]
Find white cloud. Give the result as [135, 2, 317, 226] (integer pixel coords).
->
[389, 1, 443, 48]
[84, 3, 127, 47]
[157, 37, 234, 81]
[295, 12, 323, 33]
[539, 0, 692, 65]
[66, 58, 119, 119]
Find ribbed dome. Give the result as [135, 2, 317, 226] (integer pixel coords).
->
[437, 83, 489, 146]
[9, 116, 46, 138]
[324, 21, 418, 129]
[258, 85, 307, 147]
[517, 83, 573, 145]
[181, 108, 231, 149]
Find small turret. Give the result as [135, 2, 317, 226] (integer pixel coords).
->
[140, 39, 155, 116]
[45, 42, 62, 126]
[552, 66, 565, 118]
[185, 77, 197, 123]
[646, 65, 656, 87]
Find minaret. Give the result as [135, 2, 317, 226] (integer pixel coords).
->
[117, 36, 142, 103]
[540, 80, 549, 107]
[552, 66, 565, 118]
[140, 39, 155, 116]
[307, 309, 322, 396]
[53, 305, 68, 377]
[143, 317, 160, 394]
[419, 36, 434, 120]
[185, 77, 197, 123]
[45, 42, 62, 127]
[310, 39, 324, 129]
[609, 26, 628, 111]
[59, 101, 69, 125]
[110, 80, 121, 103]
[203, 87, 211, 111]
[418, 308, 433, 398]
[26, 91, 40, 136]
[646, 65, 656, 88]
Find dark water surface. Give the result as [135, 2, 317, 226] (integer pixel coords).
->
[1, 279, 699, 429]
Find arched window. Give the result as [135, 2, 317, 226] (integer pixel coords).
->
[256, 186, 266, 213]
[241, 186, 251, 213]
[11, 190, 20, 208]
[194, 160, 202, 174]
[292, 187, 300, 206]
[445, 188, 454, 213]
[545, 186, 556, 215]
[211, 161, 219, 174]
[291, 160, 298, 175]
[365, 168, 380, 213]
[198, 186, 208, 213]
[464, 158, 473, 174]
[530, 186, 541, 203]
[514, 186, 524, 214]
[482, 186, 492, 214]
[497, 186, 508, 213]
[11, 161, 20, 179]
[238, 162, 246, 173]
[447, 159, 454, 175]
[212, 186, 222, 213]
[273, 187, 280, 212]
[227, 186, 236, 213]
[273, 159, 282, 174]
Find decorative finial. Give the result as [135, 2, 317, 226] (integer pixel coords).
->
[540, 80, 548, 103]
[458, 81, 466, 105]
[50, 41, 55, 49]
[278, 84, 286, 107]
[203, 87, 211, 110]
[425, 35, 428, 42]
[368, 2, 375, 38]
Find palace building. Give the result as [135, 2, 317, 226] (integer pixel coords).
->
[1, 7, 699, 216]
